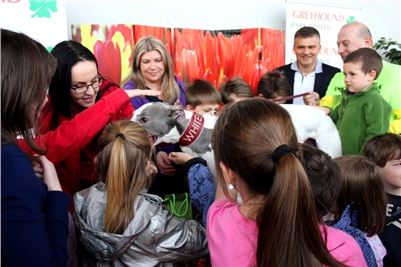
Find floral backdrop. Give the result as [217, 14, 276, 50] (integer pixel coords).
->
[71, 24, 285, 93]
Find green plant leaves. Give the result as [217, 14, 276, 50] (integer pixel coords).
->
[374, 37, 401, 65]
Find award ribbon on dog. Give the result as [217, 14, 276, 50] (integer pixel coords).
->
[179, 113, 204, 147]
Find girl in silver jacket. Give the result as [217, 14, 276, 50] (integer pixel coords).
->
[74, 120, 208, 267]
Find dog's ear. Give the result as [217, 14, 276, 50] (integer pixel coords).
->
[168, 107, 185, 121]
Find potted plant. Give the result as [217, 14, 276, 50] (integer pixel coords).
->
[373, 37, 401, 65]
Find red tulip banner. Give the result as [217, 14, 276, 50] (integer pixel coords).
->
[71, 24, 285, 93]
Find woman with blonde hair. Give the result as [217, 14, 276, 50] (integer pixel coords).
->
[74, 120, 207, 266]
[124, 36, 186, 108]
[125, 36, 187, 197]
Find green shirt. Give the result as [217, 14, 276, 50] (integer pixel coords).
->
[330, 84, 391, 155]
[322, 61, 401, 134]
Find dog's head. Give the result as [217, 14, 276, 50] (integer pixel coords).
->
[132, 102, 187, 145]
[132, 102, 217, 175]
[132, 102, 217, 152]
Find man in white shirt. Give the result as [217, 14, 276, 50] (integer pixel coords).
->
[275, 26, 340, 105]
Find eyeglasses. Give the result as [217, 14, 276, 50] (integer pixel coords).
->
[70, 76, 103, 94]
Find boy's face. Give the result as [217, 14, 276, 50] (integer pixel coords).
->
[343, 61, 375, 93]
[188, 103, 219, 115]
[379, 159, 401, 194]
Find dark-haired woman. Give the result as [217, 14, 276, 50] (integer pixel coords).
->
[2, 29, 69, 267]
[24, 40, 159, 197]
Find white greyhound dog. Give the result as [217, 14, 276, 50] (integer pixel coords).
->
[132, 102, 342, 176]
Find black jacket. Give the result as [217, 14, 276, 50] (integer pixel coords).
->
[380, 194, 401, 267]
[275, 62, 340, 103]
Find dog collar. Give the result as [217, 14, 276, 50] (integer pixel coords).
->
[179, 113, 204, 146]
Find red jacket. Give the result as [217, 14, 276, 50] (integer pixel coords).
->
[20, 80, 134, 197]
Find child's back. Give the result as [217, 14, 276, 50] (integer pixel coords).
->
[334, 155, 387, 267]
[74, 120, 208, 266]
[75, 184, 207, 266]
[300, 144, 367, 266]
[207, 98, 365, 267]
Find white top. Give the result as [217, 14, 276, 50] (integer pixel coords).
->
[365, 233, 387, 267]
[291, 60, 323, 105]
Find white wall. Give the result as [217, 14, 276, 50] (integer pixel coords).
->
[358, 1, 401, 42]
[0, 0, 68, 49]
[66, 0, 400, 42]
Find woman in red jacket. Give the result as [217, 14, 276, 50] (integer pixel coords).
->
[32, 41, 160, 197]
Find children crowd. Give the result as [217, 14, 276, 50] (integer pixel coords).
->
[2, 21, 400, 267]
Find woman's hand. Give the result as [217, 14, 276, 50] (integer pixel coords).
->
[168, 152, 194, 165]
[36, 155, 62, 191]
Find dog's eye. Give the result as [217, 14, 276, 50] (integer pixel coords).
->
[139, 117, 149, 124]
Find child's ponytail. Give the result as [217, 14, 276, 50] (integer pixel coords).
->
[97, 120, 152, 234]
[212, 99, 343, 267]
[257, 151, 342, 267]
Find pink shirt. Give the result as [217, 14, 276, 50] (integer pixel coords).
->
[207, 199, 367, 267]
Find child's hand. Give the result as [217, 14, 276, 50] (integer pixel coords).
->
[146, 161, 158, 177]
[156, 151, 176, 176]
[32, 158, 44, 178]
[37, 155, 62, 191]
[303, 92, 320, 106]
[168, 152, 194, 165]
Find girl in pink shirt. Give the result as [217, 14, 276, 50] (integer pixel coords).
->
[207, 98, 367, 267]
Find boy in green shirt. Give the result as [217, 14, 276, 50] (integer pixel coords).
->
[329, 48, 391, 155]
[320, 22, 401, 134]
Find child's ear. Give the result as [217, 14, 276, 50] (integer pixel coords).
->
[367, 69, 377, 81]
[185, 104, 194, 111]
[219, 161, 236, 185]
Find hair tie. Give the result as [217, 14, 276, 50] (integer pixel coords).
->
[115, 133, 125, 140]
[272, 144, 293, 163]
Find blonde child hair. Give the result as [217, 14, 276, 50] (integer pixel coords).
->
[97, 120, 153, 233]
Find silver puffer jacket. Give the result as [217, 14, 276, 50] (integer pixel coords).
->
[74, 183, 208, 267]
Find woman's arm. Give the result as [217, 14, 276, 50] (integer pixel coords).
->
[20, 89, 132, 163]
